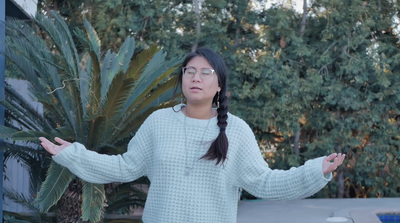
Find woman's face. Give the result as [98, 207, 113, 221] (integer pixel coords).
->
[182, 56, 221, 106]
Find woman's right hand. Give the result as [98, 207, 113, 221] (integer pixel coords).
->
[39, 137, 72, 155]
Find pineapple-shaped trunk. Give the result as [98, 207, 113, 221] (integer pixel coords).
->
[57, 179, 105, 223]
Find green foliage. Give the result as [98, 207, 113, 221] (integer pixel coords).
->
[26, 0, 400, 203]
[81, 182, 106, 222]
[230, 0, 400, 198]
[33, 162, 75, 213]
[3, 10, 180, 222]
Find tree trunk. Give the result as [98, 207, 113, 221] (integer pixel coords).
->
[234, 17, 241, 48]
[335, 145, 344, 198]
[300, 0, 307, 36]
[294, 129, 300, 156]
[192, 0, 201, 52]
[337, 170, 344, 198]
[57, 179, 90, 223]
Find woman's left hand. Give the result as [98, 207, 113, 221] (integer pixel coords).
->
[322, 153, 346, 175]
[39, 137, 71, 155]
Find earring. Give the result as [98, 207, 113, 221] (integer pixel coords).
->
[217, 91, 220, 108]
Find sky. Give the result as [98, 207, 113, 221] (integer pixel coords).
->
[13, 0, 306, 18]
[264, 0, 306, 12]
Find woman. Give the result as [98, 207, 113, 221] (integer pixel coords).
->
[40, 47, 345, 223]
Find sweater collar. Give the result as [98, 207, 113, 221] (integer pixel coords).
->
[172, 104, 218, 128]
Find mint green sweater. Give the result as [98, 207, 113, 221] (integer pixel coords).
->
[53, 104, 332, 223]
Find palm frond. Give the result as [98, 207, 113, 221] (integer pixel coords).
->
[111, 75, 178, 143]
[2, 141, 49, 195]
[87, 116, 106, 150]
[114, 65, 178, 135]
[102, 73, 135, 119]
[120, 56, 180, 119]
[78, 56, 91, 119]
[125, 44, 159, 81]
[81, 181, 106, 222]
[6, 34, 77, 134]
[4, 188, 37, 212]
[33, 161, 75, 213]
[35, 12, 78, 79]
[31, 14, 81, 136]
[10, 130, 49, 141]
[3, 141, 44, 162]
[113, 101, 175, 144]
[50, 11, 81, 78]
[100, 36, 135, 106]
[97, 75, 136, 145]
[86, 49, 101, 118]
[1, 100, 39, 131]
[75, 19, 103, 121]
[50, 11, 85, 135]
[105, 183, 146, 214]
[4, 36, 49, 93]
[4, 83, 53, 131]
[1, 95, 45, 132]
[83, 18, 101, 60]
[0, 125, 18, 139]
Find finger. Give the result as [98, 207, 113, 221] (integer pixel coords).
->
[39, 137, 55, 149]
[325, 153, 338, 162]
[335, 153, 344, 166]
[333, 154, 345, 168]
[327, 163, 337, 173]
[39, 137, 52, 144]
[54, 137, 70, 145]
[40, 141, 54, 153]
[333, 157, 340, 168]
[340, 154, 346, 163]
[333, 153, 340, 163]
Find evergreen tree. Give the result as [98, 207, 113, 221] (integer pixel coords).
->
[230, 0, 400, 198]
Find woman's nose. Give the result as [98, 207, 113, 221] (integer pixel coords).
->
[191, 72, 202, 82]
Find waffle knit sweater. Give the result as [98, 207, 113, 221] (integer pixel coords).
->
[53, 104, 332, 223]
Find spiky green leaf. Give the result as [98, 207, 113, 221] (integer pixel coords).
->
[0, 126, 18, 139]
[81, 181, 106, 222]
[33, 161, 75, 213]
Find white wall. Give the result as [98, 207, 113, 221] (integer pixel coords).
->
[3, 79, 43, 213]
[12, 0, 37, 17]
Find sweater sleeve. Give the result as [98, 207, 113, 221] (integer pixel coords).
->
[52, 115, 153, 184]
[234, 123, 331, 200]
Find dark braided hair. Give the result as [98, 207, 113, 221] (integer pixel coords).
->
[174, 47, 229, 165]
[202, 89, 229, 165]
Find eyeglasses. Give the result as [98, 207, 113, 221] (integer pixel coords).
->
[182, 67, 216, 79]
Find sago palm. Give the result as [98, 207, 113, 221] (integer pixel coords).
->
[1, 11, 180, 222]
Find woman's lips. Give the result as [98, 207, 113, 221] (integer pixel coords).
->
[190, 87, 202, 92]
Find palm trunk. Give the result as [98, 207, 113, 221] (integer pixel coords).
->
[57, 179, 90, 223]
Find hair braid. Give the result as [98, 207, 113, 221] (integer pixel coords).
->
[201, 91, 229, 165]
[217, 91, 228, 131]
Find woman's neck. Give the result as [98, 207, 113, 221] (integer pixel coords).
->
[183, 104, 216, 119]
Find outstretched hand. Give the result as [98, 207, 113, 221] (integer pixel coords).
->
[39, 137, 72, 156]
[322, 153, 345, 175]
